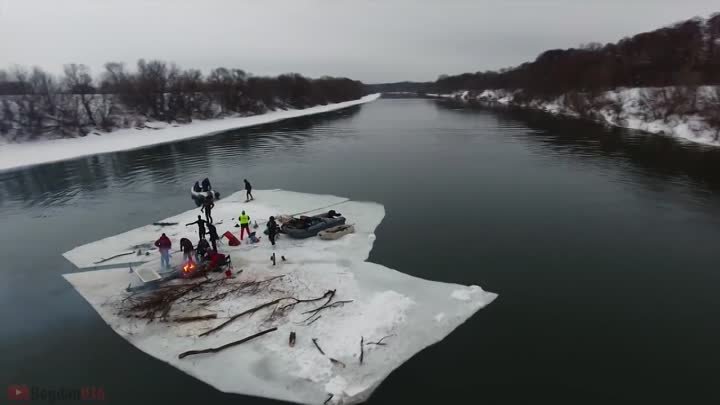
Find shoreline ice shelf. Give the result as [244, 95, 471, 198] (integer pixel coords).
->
[434, 87, 720, 147]
[63, 189, 497, 405]
[0, 94, 380, 172]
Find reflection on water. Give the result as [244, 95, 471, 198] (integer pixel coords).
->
[0, 106, 362, 210]
[436, 99, 720, 199]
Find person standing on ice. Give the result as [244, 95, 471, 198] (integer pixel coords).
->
[154, 233, 172, 268]
[207, 222, 220, 253]
[201, 194, 215, 223]
[238, 210, 251, 240]
[180, 238, 194, 262]
[267, 216, 279, 247]
[244, 179, 254, 201]
[185, 215, 207, 240]
[196, 238, 210, 261]
[201, 178, 211, 192]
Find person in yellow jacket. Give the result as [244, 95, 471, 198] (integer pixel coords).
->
[238, 211, 251, 240]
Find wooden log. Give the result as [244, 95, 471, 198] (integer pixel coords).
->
[170, 314, 217, 323]
[94, 251, 135, 264]
[179, 327, 277, 359]
[360, 336, 364, 365]
[312, 338, 325, 355]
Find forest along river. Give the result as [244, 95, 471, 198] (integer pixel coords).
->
[2, 98, 720, 404]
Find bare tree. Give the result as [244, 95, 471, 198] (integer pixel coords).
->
[63, 64, 97, 126]
[707, 87, 720, 140]
[25, 66, 60, 129]
[2, 59, 365, 140]
[136, 59, 169, 118]
[100, 62, 127, 93]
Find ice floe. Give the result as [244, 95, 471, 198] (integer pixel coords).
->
[63, 189, 496, 404]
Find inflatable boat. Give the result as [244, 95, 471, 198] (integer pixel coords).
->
[191, 186, 220, 204]
[281, 215, 347, 239]
[318, 224, 355, 240]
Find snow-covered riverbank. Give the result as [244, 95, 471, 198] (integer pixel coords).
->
[433, 88, 720, 146]
[63, 189, 496, 404]
[0, 94, 380, 172]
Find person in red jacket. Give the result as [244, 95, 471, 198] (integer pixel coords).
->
[155, 233, 172, 268]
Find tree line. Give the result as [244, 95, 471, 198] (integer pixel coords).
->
[435, 13, 720, 96]
[0, 60, 365, 139]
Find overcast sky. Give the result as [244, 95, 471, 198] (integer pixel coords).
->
[0, 0, 718, 83]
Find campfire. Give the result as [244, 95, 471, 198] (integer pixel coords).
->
[181, 260, 197, 278]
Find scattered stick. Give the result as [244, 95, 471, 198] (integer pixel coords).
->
[305, 314, 322, 326]
[360, 336, 364, 365]
[324, 394, 334, 405]
[365, 335, 394, 346]
[170, 314, 217, 323]
[199, 298, 287, 337]
[196, 275, 284, 303]
[123, 278, 219, 321]
[312, 338, 325, 355]
[153, 222, 178, 226]
[94, 251, 135, 264]
[301, 300, 353, 315]
[330, 358, 346, 368]
[199, 290, 333, 337]
[300, 300, 353, 323]
[178, 327, 277, 359]
[278, 289, 334, 312]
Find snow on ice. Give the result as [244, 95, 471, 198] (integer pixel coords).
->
[63, 189, 497, 405]
[0, 94, 380, 172]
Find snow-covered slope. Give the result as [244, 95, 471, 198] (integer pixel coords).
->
[436, 87, 720, 146]
[0, 94, 380, 172]
[63, 189, 496, 405]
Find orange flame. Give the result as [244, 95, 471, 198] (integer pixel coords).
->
[182, 261, 196, 274]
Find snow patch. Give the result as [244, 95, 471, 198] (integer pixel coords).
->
[325, 376, 349, 398]
[451, 285, 482, 301]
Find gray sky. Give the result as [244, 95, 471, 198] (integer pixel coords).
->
[0, 0, 718, 83]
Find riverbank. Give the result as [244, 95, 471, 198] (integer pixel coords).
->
[431, 88, 720, 146]
[0, 94, 380, 172]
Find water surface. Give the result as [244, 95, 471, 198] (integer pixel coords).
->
[2, 99, 720, 404]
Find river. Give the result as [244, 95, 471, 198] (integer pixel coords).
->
[2, 98, 720, 404]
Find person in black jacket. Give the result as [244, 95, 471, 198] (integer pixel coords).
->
[180, 238, 194, 261]
[244, 179, 254, 201]
[196, 238, 210, 261]
[201, 178, 211, 192]
[201, 195, 214, 223]
[267, 216, 279, 247]
[186, 216, 207, 240]
[207, 223, 220, 253]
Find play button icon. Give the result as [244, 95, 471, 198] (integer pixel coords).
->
[7, 385, 30, 400]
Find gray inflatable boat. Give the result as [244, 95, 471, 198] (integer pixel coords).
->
[281, 215, 347, 239]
